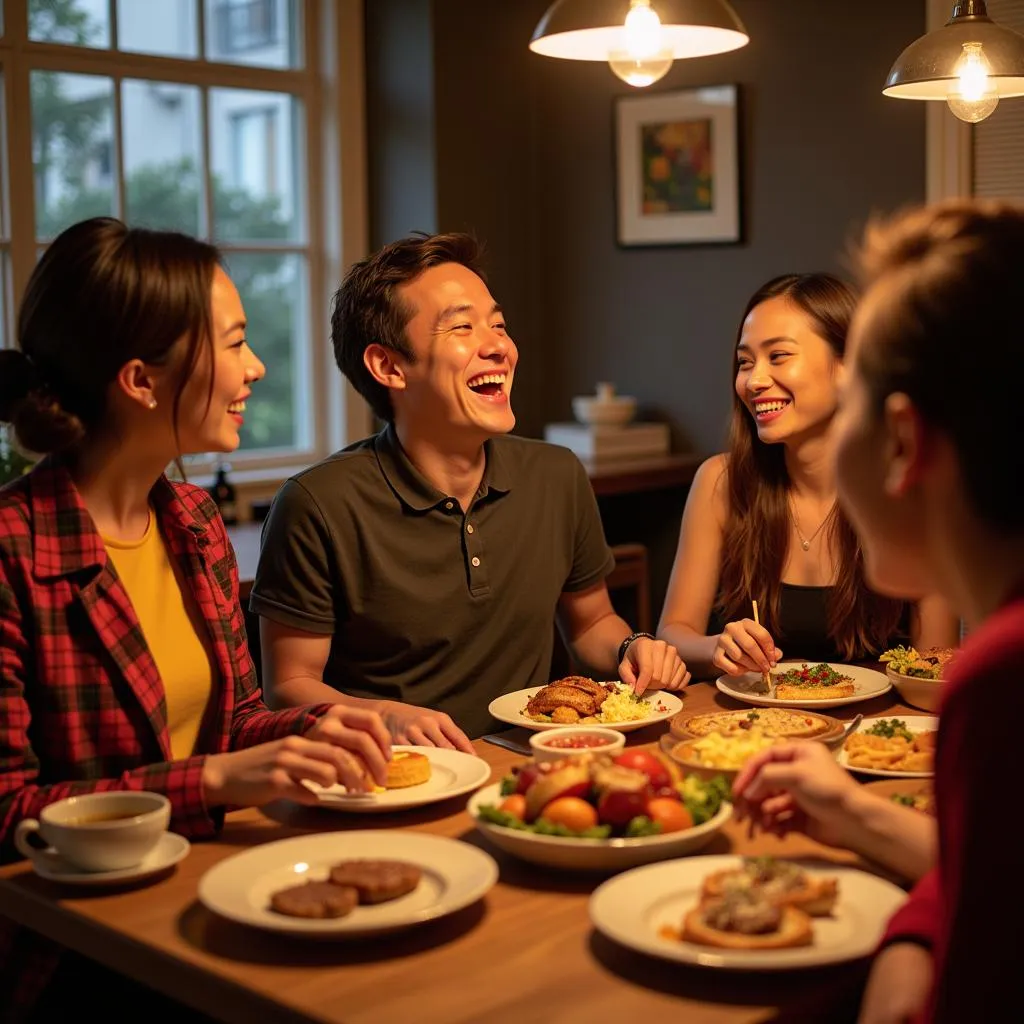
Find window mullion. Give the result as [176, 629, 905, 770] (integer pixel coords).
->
[201, 84, 213, 239]
[112, 75, 125, 220]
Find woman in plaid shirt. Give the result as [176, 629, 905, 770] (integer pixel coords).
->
[0, 217, 393, 1019]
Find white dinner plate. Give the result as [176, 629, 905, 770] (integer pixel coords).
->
[467, 782, 732, 871]
[590, 855, 907, 970]
[26, 831, 190, 887]
[198, 831, 498, 938]
[488, 684, 683, 733]
[303, 746, 491, 812]
[716, 663, 891, 709]
[836, 715, 938, 778]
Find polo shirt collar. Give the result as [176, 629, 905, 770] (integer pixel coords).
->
[374, 423, 513, 512]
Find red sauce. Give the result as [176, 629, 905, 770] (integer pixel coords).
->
[545, 735, 614, 749]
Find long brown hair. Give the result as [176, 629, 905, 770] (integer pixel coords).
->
[717, 274, 904, 659]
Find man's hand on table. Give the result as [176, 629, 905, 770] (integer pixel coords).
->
[620, 636, 691, 695]
[376, 700, 475, 753]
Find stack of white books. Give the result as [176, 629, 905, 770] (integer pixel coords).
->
[543, 422, 670, 461]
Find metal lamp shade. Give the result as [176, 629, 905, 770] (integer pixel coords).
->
[884, 7, 1024, 99]
[529, 0, 749, 61]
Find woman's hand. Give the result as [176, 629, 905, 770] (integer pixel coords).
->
[620, 637, 691, 695]
[202, 706, 392, 807]
[712, 618, 782, 676]
[732, 741, 863, 849]
[858, 943, 933, 1023]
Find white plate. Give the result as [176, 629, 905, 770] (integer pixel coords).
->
[488, 685, 683, 734]
[716, 663, 891, 709]
[467, 783, 731, 871]
[304, 746, 491, 812]
[590, 855, 907, 970]
[198, 830, 498, 938]
[26, 831, 190, 887]
[836, 715, 938, 778]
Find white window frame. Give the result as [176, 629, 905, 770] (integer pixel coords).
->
[0, 0, 372, 493]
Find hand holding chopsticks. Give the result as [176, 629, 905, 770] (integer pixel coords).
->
[710, 603, 783, 678]
[752, 600, 772, 694]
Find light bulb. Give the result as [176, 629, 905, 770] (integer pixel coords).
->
[947, 41, 999, 123]
[609, 0, 673, 88]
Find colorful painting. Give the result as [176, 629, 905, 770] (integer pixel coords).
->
[615, 85, 739, 246]
[640, 118, 713, 215]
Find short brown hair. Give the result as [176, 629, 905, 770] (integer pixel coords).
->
[0, 217, 220, 455]
[854, 199, 1024, 533]
[331, 233, 485, 421]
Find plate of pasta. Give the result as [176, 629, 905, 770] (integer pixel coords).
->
[836, 716, 937, 778]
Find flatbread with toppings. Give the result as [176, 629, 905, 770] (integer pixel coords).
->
[701, 857, 838, 916]
[681, 890, 814, 950]
[677, 708, 837, 740]
[772, 663, 856, 701]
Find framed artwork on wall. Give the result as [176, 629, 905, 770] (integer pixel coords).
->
[615, 84, 740, 247]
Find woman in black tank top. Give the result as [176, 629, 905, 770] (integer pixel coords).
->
[658, 275, 956, 680]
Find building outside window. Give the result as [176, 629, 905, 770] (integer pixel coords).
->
[0, 0, 367, 483]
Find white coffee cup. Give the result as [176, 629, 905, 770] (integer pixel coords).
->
[14, 791, 170, 873]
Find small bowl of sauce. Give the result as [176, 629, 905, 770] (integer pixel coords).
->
[529, 726, 625, 762]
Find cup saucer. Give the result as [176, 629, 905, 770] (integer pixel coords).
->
[28, 831, 190, 886]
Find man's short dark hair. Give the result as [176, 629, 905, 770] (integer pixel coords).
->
[331, 232, 485, 422]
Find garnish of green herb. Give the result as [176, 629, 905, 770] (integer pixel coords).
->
[866, 718, 913, 741]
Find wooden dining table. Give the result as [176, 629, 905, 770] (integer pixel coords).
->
[0, 679, 926, 1024]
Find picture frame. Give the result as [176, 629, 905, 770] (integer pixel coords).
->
[614, 84, 740, 247]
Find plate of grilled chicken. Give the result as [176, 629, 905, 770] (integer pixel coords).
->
[488, 676, 683, 733]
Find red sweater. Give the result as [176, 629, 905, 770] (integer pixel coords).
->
[882, 590, 1024, 1022]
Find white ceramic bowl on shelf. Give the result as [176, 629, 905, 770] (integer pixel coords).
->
[572, 394, 637, 426]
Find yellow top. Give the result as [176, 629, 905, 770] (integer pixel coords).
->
[103, 510, 214, 760]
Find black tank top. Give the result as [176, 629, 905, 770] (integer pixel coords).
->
[709, 583, 909, 663]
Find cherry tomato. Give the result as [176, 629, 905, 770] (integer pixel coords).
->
[597, 787, 650, 827]
[539, 796, 599, 832]
[646, 797, 693, 834]
[499, 794, 527, 820]
[613, 750, 671, 789]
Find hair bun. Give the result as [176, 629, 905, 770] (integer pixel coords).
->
[0, 349, 45, 422]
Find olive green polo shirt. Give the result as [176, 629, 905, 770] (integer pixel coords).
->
[249, 425, 615, 737]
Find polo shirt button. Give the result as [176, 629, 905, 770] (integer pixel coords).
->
[466, 524, 474, 534]
[471, 556, 481, 567]
[445, 501, 454, 510]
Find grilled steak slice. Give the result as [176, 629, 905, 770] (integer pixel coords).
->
[270, 880, 358, 919]
[329, 860, 422, 904]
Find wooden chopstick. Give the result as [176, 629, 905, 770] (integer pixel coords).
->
[752, 600, 772, 694]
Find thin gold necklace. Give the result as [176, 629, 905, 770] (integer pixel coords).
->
[790, 501, 833, 551]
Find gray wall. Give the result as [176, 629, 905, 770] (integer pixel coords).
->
[368, 0, 927, 450]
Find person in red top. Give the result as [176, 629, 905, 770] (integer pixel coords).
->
[734, 198, 1024, 1023]
[0, 217, 392, 1019]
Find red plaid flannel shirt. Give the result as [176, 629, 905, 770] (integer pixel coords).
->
[0, 460, 332, 1018]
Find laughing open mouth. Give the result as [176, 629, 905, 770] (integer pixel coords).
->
[467, 372, 507, 397]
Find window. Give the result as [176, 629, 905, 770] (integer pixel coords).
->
[0, 0, 370, 482]
[212, 0, 278, 55]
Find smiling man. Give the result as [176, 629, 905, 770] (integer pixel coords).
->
[251, 233, 688, 748]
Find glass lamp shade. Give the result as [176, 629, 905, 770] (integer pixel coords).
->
[884, 1, 1024, 101]
[529, 0, 749, 61]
